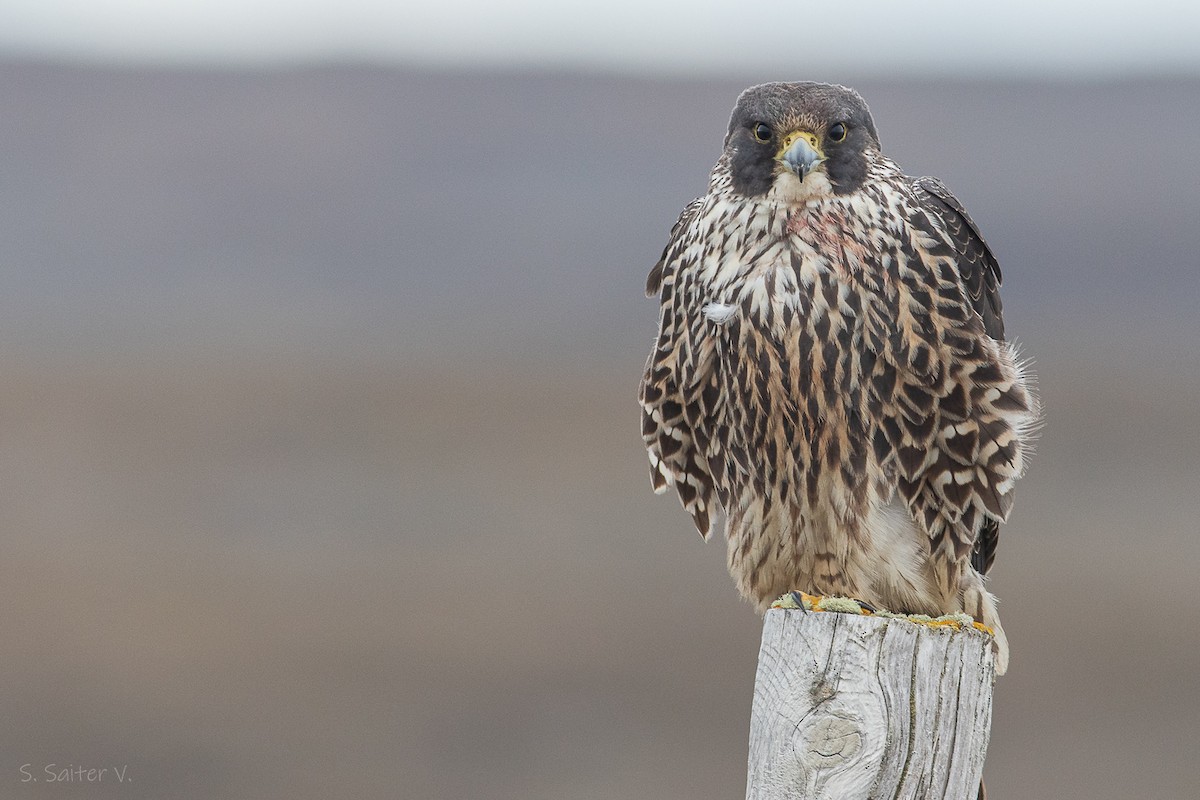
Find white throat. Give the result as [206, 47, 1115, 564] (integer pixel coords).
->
[765, 170, 835, 204]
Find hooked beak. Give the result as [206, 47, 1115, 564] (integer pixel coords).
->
[779, 131, 823, 181]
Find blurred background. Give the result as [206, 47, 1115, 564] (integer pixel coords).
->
[1, 2, 1198, 798]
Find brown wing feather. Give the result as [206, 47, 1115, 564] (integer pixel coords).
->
[639, 197, 718, 538]
[908, 177, 1021, 575]
[972, 520, 1000, 575]
[914, 176, 1005, 342]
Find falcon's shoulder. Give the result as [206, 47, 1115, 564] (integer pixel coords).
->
[646, 196, 705, 297]
[912, 176, 1005, 341]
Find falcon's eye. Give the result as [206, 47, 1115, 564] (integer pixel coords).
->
[828, 122, 848, 143]
[752, 123, 772, 143]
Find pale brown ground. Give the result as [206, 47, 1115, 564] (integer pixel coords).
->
[1, 345, 1197, 800]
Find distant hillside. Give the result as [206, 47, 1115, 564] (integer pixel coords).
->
[1, 62, 1197, 362]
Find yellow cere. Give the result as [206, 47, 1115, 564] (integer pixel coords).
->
[778, 130, 821, 157]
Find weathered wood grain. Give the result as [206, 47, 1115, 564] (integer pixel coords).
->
[746, 608, 994, 800]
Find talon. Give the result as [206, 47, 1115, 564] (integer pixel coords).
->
[788, 591, 809, 612]
[855, 599, 877, 614]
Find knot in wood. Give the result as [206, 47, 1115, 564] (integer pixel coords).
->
[800, 716, 862, 767]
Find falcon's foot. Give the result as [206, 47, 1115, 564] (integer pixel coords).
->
[772, 593, 999, 640]
[771, 592, 876, 615]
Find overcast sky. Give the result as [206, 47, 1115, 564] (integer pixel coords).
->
[3, 0, 1199, 77]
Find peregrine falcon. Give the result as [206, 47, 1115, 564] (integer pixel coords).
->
[639, 82, 1037, 674]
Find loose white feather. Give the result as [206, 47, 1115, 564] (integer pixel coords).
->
[702, 301, 737, 325]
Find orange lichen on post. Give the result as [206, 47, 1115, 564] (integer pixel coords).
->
[770, 592, 996, 637]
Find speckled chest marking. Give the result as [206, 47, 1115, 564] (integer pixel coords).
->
[639, 150, 1038, 679]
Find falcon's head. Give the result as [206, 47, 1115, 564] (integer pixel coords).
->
[723, 82, 881, 201]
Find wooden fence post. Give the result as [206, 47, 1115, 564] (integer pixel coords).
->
[745, 599, 995, 799]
